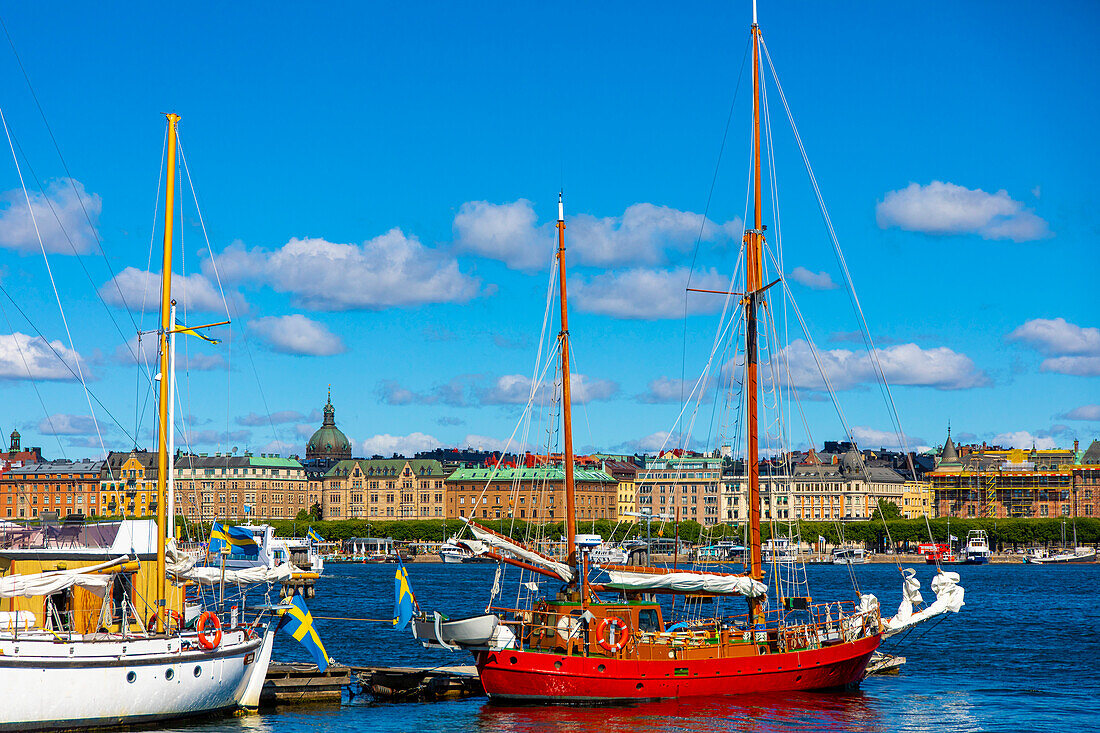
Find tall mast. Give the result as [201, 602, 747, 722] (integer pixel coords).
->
[154, 112, 180, 631]
[557, 192, 578, 572]
[744, 6, 765, 621]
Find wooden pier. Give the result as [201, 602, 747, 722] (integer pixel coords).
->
[261, 662, 483, 705]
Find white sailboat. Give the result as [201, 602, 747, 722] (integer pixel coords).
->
[0, 113, 276, 731]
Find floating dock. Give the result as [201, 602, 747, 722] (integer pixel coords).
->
[355, 665, 484, 702]
[261, 662, 351, 706]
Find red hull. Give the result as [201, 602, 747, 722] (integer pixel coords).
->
[476, 634, 880, 702]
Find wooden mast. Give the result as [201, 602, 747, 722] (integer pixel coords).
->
[744, 3, 765, 624]
[154, 112, 180, 631]
[556, 192, 579, 576]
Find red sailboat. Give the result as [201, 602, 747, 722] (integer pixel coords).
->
[417, 1, 882, 703]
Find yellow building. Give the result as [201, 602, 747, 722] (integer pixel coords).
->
[99, 451, 158, 518]
[602, 459, 639, 523]
[901, 481, 933, 518]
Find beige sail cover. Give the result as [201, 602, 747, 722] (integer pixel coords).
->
[603, 569, 768, 597]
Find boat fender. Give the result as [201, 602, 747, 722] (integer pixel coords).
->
[147, 609, 182, 632]
[197, 611, 222, 650]
[596, 616, 631, 652]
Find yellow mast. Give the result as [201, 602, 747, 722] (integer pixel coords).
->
[154, 112, 180, 631]
[744, 3, 765, 626]
[556, 193, 580, 583]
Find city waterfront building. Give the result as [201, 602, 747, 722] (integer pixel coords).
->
[173, 453, 308, 521]
[637, 453, 723, 525]
[601, 459, 639, 522]
[99, 450, 158, 518]
[321, 458, 446, 519]
[446, 465, 617, 522]
[929, 431, 1100, 519]
[0, 458, 104, 519]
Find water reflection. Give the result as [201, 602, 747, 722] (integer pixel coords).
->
[478, 690, 886, 733]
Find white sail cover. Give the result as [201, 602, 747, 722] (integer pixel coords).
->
[603, 569, 768, 598]
[166, 542, 295, 586]
[881, 570, 965, 638]
[0, 556, 128, 598]
[461, 524, 574, 583]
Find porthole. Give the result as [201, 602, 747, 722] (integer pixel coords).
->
[126, 671, 137, 684]
[553, 661, 562, 670]
[597, 664, 606, 673]
[194, 665, 202, 677]
[165, 668, 175, 681]
[509, 656, 518, 665]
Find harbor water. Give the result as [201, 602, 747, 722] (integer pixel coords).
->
[165, 562, 1096, 733]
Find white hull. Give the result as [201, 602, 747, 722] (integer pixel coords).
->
[0, 628, 271, 731]
[1025, 548, 1096, 564]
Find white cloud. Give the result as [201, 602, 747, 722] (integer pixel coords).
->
[636, 376, 713, 404]
[779, 339, 989, 391]
[618, 430, 676, 454]
[460, 434, 533, 453]
[991, 431, 1057, 450]
[572, 267, 733, 320]
[377, 377, 471, 407]
[1040, 356, 1100, 377]
[0, 332, 82, 381]
[479, 373, 619, 405]
[181, 428, 252, 447]
[236, 410, 307, 427]
[100, 267, 244, 314]
[788, 266, 837, 290]
[37, 414, 100, 435]
[847, 426, 929, 452]
[359, 432, 441, 457]
[0, 180, 101, 254]
[1061, 405, 1100, 421]
[113, 334, 225, 371]
[209, 230, 480, 310]
[1008, 318, 1100, 376]
[876, 181, 1051, 242]
[252, 315, 345, 356]
[453, 199, 742, 271]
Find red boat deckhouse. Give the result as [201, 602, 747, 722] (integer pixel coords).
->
[412, 0, 884, 703]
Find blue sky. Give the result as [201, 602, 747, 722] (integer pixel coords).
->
[0, 1, 1097, 461]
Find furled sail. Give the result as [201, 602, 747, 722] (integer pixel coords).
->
[603, 569, 768, 597]
[461, 522, 574, 583]
[0, 555, 128, 598]
[166, 541, 295, 586]
[881, 569, 965, 638]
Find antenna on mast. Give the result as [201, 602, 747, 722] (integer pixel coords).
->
[753, 0, 758, 25]
[558, 190, 564, 222]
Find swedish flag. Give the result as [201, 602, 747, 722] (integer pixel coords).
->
[277, 594, 331, 672]
[307, 527, 324, 543]
[175, 320, 220, 344]
[393, 558, 415, 631]
[208, 521, 259, 556]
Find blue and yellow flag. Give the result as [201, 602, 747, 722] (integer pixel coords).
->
[393, 558, 415, 631]
[175, 320, 220, 344]
[208, 521, 259, 557]
[307, 527, 324, 543]
[277, 594, 330, 672]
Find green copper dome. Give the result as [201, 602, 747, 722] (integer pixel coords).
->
[306, 390, 352, 461]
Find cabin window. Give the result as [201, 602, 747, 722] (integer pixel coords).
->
[637, 608, 660, 633]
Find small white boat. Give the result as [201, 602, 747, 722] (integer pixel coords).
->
[439, 538, 482, 564]
[412, 612, 509, 650]
[763, 538, 797, 564]
[832, 548, 870, 565]
[1024, 546, 1096, 564]
[590, 543, 629, 565]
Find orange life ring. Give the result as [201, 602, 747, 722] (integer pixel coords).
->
[147, 609, 182, 632]
[596, 616, 631, 652]
[197, 611, 222, 650]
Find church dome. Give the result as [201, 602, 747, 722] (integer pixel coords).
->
[306, 390, 352, 461]
[839, 445, 862, 474]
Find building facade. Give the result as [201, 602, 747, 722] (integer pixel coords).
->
[173, 453, 308, 522]
[446, 466, 617, 522]
[636, 454, 722, 525]
[601, 459, 639, 523]
[0, 459, 103, 519]
[99, 450, 159, 518]
[930, 432, 1100, 519]
[321, 459, 446, 519]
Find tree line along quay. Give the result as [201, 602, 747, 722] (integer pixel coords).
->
[252, 515, 1100, 551]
